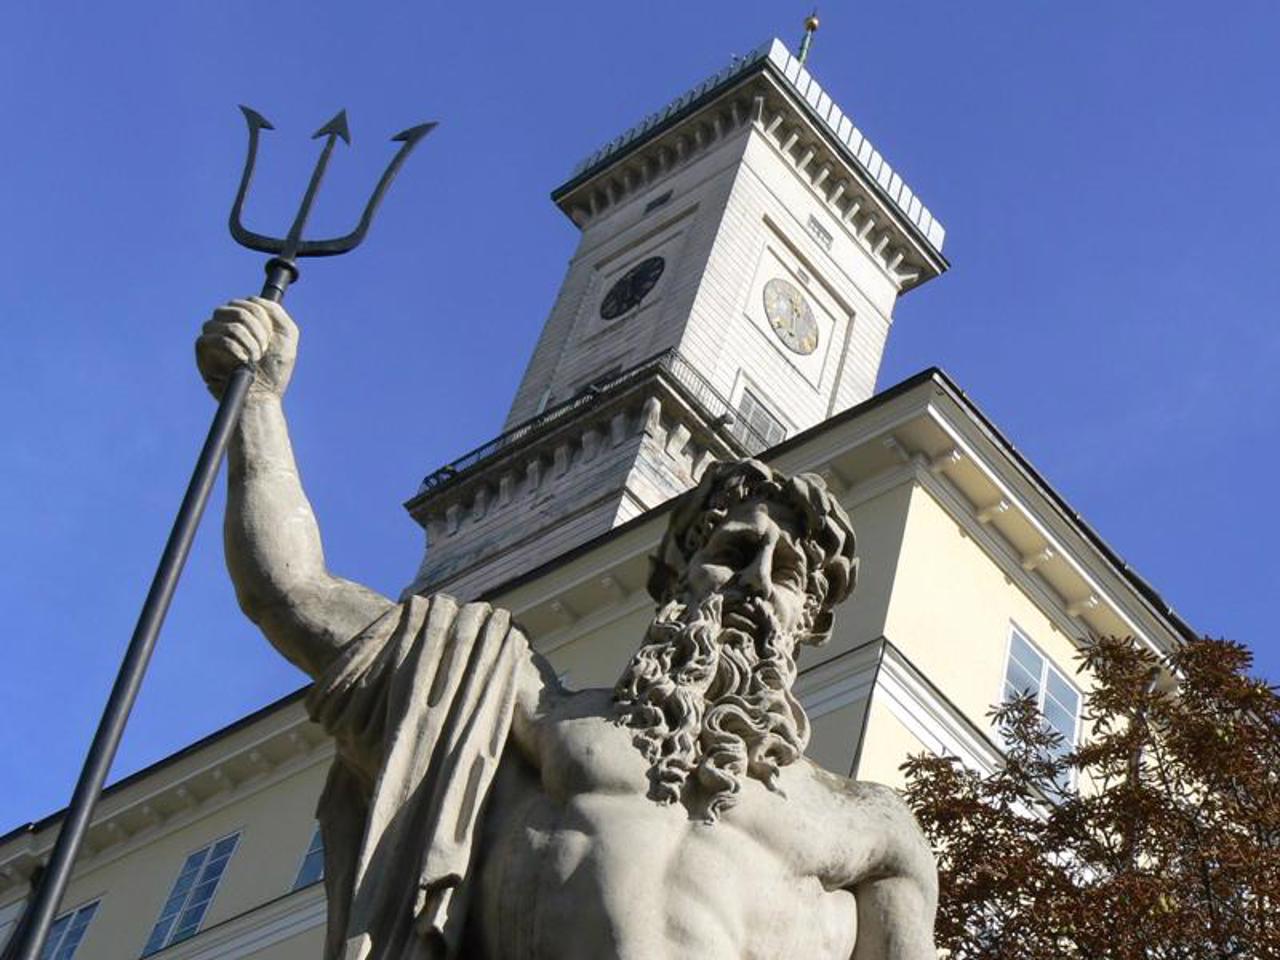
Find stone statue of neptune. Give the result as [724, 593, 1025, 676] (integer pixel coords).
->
[196, 298, 939, 960]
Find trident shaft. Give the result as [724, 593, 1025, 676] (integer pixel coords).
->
[11, 108, 434, 960]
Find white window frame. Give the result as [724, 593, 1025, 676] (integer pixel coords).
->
[1000, 623, 1083, 786]
[142, 831, 241, 956]
[733, 386, 788, 450]
[291, 825, 325, 891]
[38, 898, 100, 960]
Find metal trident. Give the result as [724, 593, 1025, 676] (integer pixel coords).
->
[10, 108, 434, 960]
[231, 105, 436, 296]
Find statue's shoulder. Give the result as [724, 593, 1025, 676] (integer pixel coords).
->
[789, 760, 931, 889]
[796, 757, 913, 821]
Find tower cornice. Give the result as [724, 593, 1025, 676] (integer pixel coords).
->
[552, 39, 948, 289]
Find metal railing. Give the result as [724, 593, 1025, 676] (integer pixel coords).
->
[660, 351, 773, 456]
[415, 349, 773, 497]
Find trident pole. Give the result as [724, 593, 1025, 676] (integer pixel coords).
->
[10, 283, 272, 960]
[9, 109, 432, 960]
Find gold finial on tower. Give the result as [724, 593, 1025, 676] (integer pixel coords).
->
[797, 10, 820, 65]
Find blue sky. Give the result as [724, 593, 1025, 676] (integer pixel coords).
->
[2, 1, 1277, 830]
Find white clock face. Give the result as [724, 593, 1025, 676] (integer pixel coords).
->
[762, 278, 819, 355]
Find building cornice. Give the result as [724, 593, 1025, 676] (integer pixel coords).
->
[745, 81, 942, 291]
[491, 368, 1190, 657]
[554, 39, 946, 278]
[405, 351, 747, 529]
[401, 349, 764, 599]
[795, 639, 882, 722]
[0, 699, 328, 899]
[919, 380, 1197, 647]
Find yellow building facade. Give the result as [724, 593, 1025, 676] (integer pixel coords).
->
[0, 39, 1191, 960]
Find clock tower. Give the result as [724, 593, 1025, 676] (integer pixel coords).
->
[404, 38, 948, 599]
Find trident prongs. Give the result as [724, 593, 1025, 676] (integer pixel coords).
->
[229, 106, 436, 265]
[281, 109, 352, 262]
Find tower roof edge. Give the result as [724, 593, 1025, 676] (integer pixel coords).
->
[552, 38, 947, 261]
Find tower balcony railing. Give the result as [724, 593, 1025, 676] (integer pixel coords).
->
[415, 349, 771, 497]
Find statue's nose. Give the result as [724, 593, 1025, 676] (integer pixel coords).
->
[738, 541, 775, 601]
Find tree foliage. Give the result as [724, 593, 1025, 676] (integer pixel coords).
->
[902, 636, 1280, 959]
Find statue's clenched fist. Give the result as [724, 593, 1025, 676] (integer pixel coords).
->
[196, 298, 298, 400]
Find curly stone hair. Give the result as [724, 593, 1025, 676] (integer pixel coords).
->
[646, 459, 859, 644]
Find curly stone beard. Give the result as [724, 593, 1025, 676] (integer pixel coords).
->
[613, 593, 811, 823]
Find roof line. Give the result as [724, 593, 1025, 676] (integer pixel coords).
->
[0, 686, 310, 849]
[470, 363, 1196, 645]
[921, 370, 1199, 645]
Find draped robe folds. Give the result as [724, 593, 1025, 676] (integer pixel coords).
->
[305, 594, 529, 960]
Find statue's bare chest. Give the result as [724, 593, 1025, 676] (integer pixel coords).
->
[535, 691, 653, 799]
[466, 692, 857, 959]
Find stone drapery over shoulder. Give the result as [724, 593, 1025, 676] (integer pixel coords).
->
[306, 595, 528, 960]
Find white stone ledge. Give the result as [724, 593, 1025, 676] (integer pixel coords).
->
[562, 38, 945, 257]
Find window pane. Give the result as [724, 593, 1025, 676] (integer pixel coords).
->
[142, 917, 173, 957]
[201, 857, 231, 883]
[186, 879, 220, 909]
[155, 888, 188, 923]
[145, 833, 239, 953]
[41, 902, 98, 960]
[177, 849, 207, 877]
[735, 390, 786, 449]
[171, 902, 208, 943]
[1004, 658, 1040, 699]
[294, 827, 326, 889]
[1009, 631, 1043, 677]
[295, 850, 324, 889]
[165, 856, 204, 904]
[1042, 696, 1076, 742]
[53, 917, 91, 960]
[169, 915, 201, 945]
[1045, 669, 1079, 715]
[67, 903, 97, 932]
[39, 914, 70, 960]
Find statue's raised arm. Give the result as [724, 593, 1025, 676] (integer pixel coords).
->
[197, 299, 566, 957]
[195, 298, 396, 679]
[195, 299, 561, 715]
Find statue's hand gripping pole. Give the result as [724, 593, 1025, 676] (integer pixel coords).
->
[10, 108, 434, 960]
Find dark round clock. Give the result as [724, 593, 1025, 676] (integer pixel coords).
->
[600, 256, 665, 320]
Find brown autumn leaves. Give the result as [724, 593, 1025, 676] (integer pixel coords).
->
[902, 636, 1280, 960]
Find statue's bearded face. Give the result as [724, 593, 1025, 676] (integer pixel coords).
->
[614, 497, 819, 823]
[681, 498, 813, 641]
